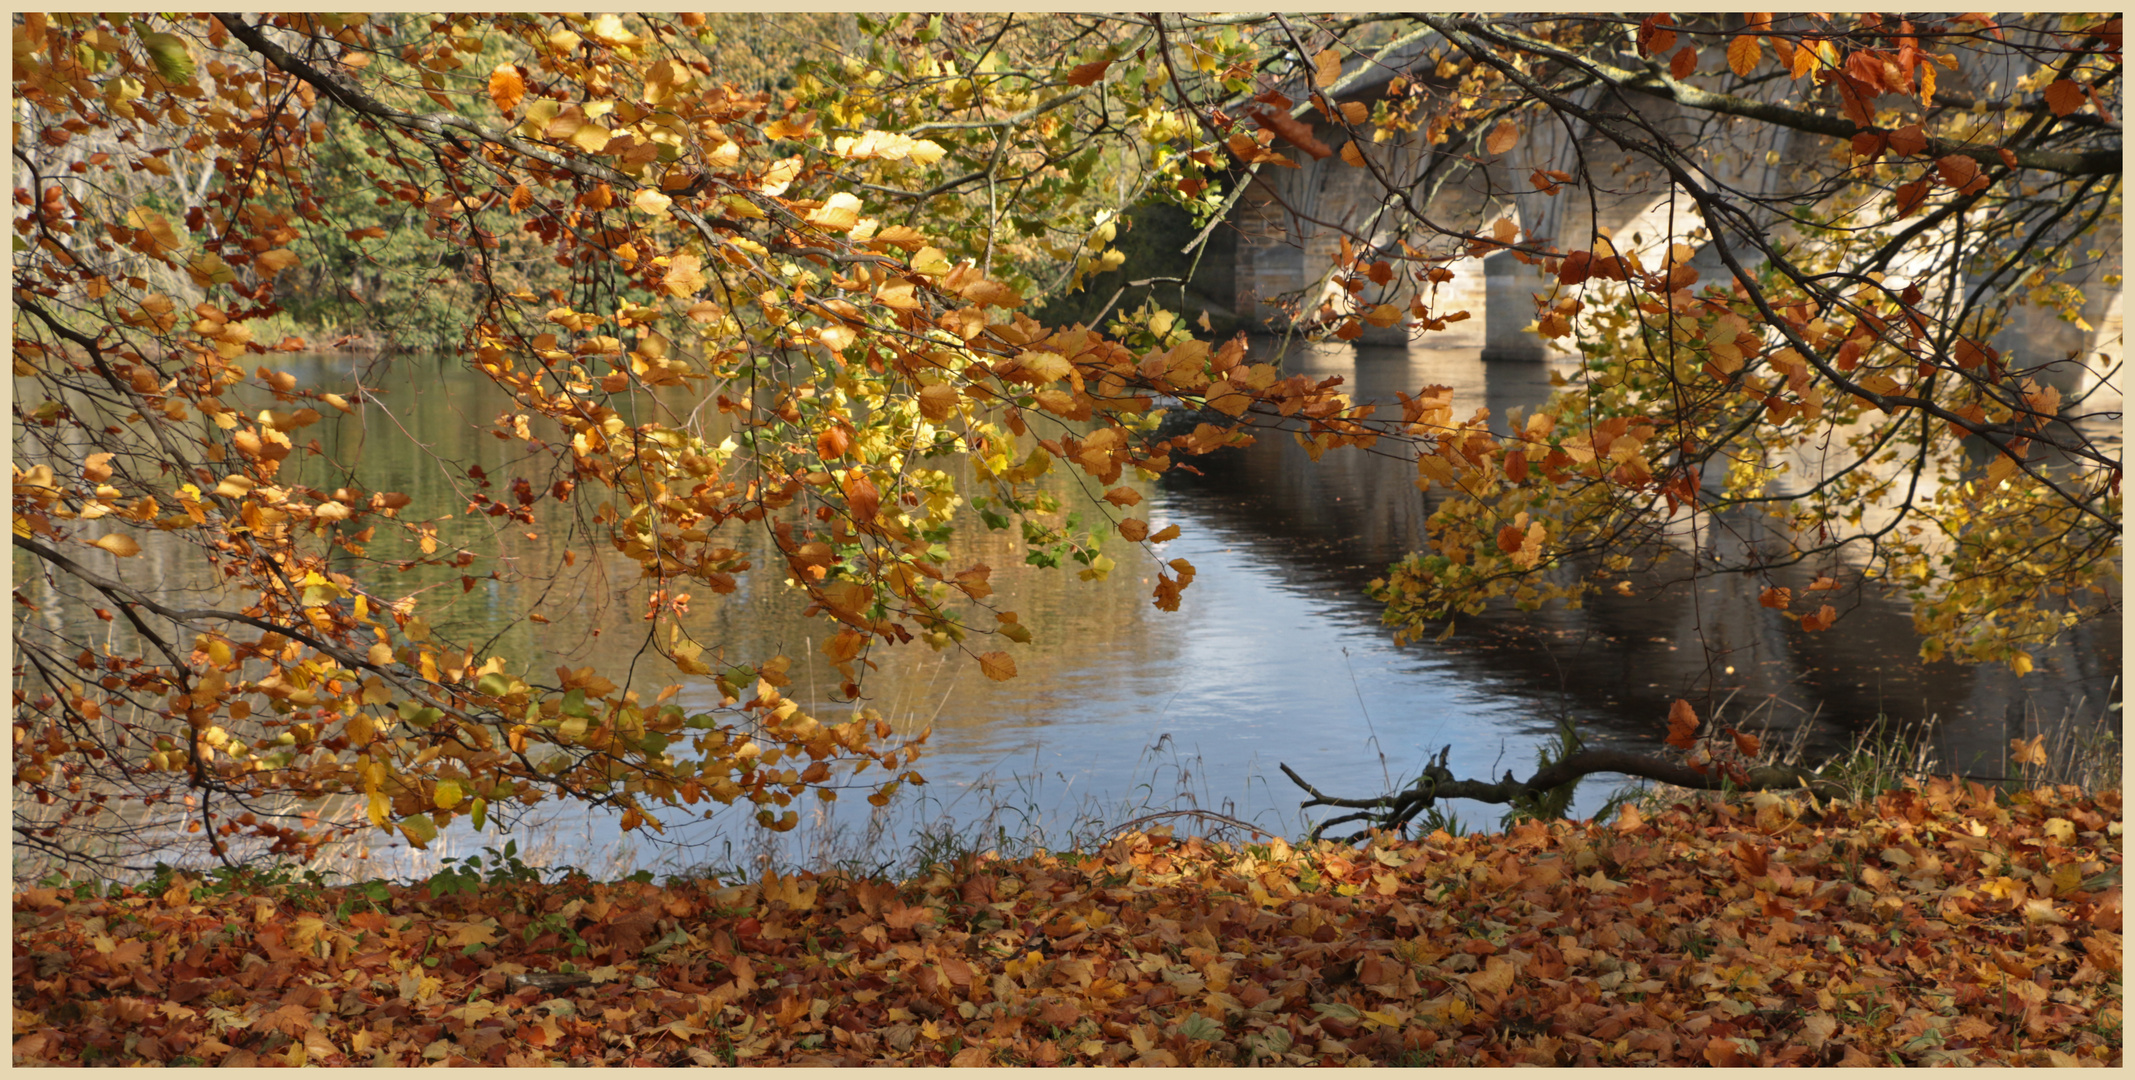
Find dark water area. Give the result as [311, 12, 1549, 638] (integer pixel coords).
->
[1166, 340, 2120, 778]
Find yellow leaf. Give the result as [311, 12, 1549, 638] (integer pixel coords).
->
[632, 189, 672, 217]
[917, 383, 960, 422]
[399, 814, 439, 850]
[124, 207, 187, 259]
[91, 533, 141, 557]
[367, 790, 391, 828]
[570, 122, 611, 154]
[977, 651, 1016, 681]
[910, 246, 954, 277]
[805, 192, 862, 233]
[1465, 956, 1516, 996]
[186, 252, 236, 287]
[1984, 453, 2018, 490]
[255, 249, 298, 276]
[1018, 350, 1072, 383]
[488, 63, 524, 113]
[433, 778, 463, 810]
[661, 253, 706, 297]
[1312, 48, 1342, 89]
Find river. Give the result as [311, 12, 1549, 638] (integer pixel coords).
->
[13, 342, 2119, 881]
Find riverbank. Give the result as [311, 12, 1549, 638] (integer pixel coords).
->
[13, 778, 2120, 1066]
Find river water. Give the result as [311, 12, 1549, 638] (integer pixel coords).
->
[15, 342, 2119, 880]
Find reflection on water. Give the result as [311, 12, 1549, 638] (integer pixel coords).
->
[17, 341, 2118, 878]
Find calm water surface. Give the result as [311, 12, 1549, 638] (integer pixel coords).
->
[17, 342, 2118, 877]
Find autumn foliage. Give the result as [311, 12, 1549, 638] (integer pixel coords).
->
[8, 7, 2120, 965]
[14, 779, 2122, 1066]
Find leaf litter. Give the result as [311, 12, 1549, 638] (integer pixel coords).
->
[13, 778, 2120, 1066]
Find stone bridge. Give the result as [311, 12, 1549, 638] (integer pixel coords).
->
[1217, 32, 2122, 407]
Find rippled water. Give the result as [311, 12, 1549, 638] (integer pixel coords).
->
[17, 342, 2118, 879]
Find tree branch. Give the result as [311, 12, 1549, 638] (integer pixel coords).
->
[1450, 16, 2120, 177]
[1283, 747, 1853, 842]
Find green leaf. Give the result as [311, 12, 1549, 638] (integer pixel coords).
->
[400, 813, 440, 849]
[138, 31, 196, 85]
[477, 671, 513, 698]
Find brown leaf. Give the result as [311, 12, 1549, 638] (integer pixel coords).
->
[1066, 59, 1111, 87]
[1670, 45, 1698, 79]
[1637, 13, 1677, 57]
[1485, 119, 1519, 156]
[842, 473, 880, 525]
[1249, 108, 1332, 160]
[1666, 698, 1700, 749]
[969, 649, 1017, 683]
[2043, 79, 2086, 117]
[1935, 153, 1981, 192]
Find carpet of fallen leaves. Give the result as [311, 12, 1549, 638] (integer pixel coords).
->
[13, 779, 2122, 1067]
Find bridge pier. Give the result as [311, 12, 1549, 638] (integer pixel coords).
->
[1479, 251, 1577, 362]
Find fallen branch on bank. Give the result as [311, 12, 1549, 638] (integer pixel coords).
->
[1283, 744, 1854, 843]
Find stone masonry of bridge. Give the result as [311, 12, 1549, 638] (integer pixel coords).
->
[1224, 31, 2121, 409]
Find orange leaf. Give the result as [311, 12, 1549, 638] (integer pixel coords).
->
[488, 63, 525, 114]
[1727, 34, 1763, 77]
[1066, 59, 1111, 87]
[2043, 79, 2086, 117]
[1935, 153, 1981, 191]
[1887, 123, 1928, 156]
[1637, 14, 1677, 57]
[1482, 118, 1519, 156]
[1892, 179, 1930, 217]
[1670, 46, 1698, 79]
[842, 473, 880, 524]
[1249, 108, 1332, 160]
[1666, 698, 1700, 750]
[977, 651, 1016, 681]
[1339, 139, 1366, 167]
[1758, 586, 1791, 609]
[1800, 604, 1837, 632]
[1732, 729, 1762, 756]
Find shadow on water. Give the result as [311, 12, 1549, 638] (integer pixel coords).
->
[1164, 337, 2120, 780]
